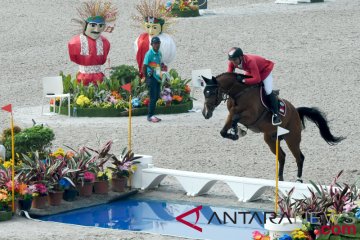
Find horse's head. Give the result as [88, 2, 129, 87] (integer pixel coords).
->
[202, 72, 252, 119]
[202, 76, 223, 119]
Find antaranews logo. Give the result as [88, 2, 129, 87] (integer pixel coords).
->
[175, 205, 296, 233]
[176, 206, 203, 232]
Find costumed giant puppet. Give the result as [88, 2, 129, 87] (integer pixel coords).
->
[134, 0, 176, 78]
[68, 0, 118, 85]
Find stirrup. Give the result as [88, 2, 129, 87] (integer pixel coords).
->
[272, 114, 282, 126]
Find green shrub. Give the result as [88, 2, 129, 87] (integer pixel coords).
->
[110, 65, 140, 86]
[2, 125, 55, 162]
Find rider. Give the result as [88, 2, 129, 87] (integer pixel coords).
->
[227, 47, 282, 125]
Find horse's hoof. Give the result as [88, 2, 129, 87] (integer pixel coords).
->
[220, 131, 227, 138]
[230, 134, 239, 141]
[296, 178, 303, 183]
[239, 129, 247, 137]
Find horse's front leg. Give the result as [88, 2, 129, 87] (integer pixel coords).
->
[220, 109, 239, 140]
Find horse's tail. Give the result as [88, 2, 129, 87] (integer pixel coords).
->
[296, 107, 345, 145]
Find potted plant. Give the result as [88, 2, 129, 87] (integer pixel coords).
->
[85, 140, 114, 194]
[108, 149, 141, 192]
[94, 169, 111, 194]
[0, 188, 12, 221]
[264, 187, 303, 240]
[30, 183, 48, 209]
[17, 183, 34, 211]
[77, 171, 95, 197]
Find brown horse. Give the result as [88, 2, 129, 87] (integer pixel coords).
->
[202, 72, 344, 182]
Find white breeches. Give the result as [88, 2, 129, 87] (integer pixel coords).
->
[263, 72, 273, 95]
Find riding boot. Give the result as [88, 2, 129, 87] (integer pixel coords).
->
[267, 91, 282, 125]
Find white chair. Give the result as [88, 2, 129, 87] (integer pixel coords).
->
[41, 76, 71, 117]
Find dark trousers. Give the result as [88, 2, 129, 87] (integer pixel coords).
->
[147, 77, 160, 118]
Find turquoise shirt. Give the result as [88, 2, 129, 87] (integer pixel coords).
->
[143, 48, 162, 81]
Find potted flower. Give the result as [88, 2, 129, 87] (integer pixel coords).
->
[85, 140, 114, 194]
[30, 183, 48, 209]
[77, 171, 95, 197]
[94, 169, 111, 194]
[108, 149, 141, 192]
[264, 187, 303, 240]
[17, 183, 34, 211]
[0, 188, 12, 221]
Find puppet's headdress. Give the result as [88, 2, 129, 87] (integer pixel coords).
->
[133, 0, 172, 28]
[72, 0, 118, 29]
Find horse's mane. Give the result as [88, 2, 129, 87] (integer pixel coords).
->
[215, 72, 236, 79]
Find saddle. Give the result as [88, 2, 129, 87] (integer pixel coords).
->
[260, 87, 286, 116]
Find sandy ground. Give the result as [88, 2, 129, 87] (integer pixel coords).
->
[0, 0, 360, 239]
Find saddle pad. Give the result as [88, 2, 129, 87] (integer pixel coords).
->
[260, 87, 286, 117]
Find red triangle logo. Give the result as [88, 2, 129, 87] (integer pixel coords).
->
[176, 205, 203, 232]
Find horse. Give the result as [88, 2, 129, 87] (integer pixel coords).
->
[201, 72, 345, 182]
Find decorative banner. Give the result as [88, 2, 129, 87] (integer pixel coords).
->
[1, 104, 15, 213]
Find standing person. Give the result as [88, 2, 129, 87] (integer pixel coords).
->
[227, 47, 282, 125]
[68, 0, 118, 85]
[143, 36, 162, 123]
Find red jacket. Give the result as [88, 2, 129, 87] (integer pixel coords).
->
[227, 54, 274, 84]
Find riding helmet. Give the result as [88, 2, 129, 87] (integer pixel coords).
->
[228, 47, 243, 60]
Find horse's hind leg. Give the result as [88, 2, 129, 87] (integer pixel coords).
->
[264, 133, 286, 181]
[284, 132, 305, 183]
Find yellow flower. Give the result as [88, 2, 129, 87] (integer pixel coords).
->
[3, 161, 11, 168]
[52, 148, 65, 157]
[76, 95, 90, 107]
[105, 169, 112, 180]
[97, 172, 104, 177]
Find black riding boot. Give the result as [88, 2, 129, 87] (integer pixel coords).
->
[267, 92, 282, 125]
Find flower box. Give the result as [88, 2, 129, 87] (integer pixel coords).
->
[0, 211, 12, 221]
[53, 100, 193, 117]
[171, 8, 200, 17]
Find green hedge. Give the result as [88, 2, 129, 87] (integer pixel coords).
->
[171, 9, 200, 17]
[53, 100, 193, 117]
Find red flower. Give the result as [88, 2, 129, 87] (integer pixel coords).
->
[143, 98, 150, 106]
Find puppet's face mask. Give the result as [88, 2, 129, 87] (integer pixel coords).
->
[143, 22, 162, 37]
[85, 20, 106, 39]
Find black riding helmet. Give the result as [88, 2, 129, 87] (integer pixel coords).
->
[228, 47, 243, 60]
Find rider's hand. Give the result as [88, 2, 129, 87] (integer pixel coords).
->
[242, 79, 246, 83]
[141, 77, 146, 83]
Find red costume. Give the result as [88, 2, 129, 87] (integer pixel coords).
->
[68, 34, 110, 85]
[135, 33, 150, 78]
[227, 54, 274, 85]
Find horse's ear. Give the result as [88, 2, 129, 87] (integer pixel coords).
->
[202, 76, 211, 84]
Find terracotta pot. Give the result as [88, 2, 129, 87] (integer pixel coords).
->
[31, 195, 48, 209]
[111, 177, 127, 192]
[63, 188, 78, 201]
[48, 191, 64, 206]
[94, 181, 109, 194]
[77, 182, 93, 197]
[18, 199, 32, 211]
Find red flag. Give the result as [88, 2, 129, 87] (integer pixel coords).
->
[121, 83, 131, 92]
[1, 104, 12, 113]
